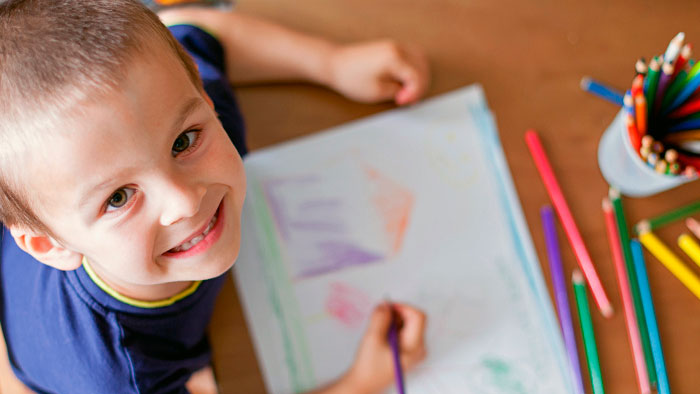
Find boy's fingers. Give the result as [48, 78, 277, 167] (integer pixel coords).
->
[387, 53, 429, 105]
[367, 303, 393, 338]
[393, 304, 427, 350]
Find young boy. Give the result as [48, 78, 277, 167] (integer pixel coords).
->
[0, 0, 429, 393]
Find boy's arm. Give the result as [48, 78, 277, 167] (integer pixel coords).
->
[158, 8, 430, 105]
[305, 303, 427, 394]
[0, 325, 34, 394]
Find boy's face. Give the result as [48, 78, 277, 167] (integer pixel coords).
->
[18, 47, 246, 297]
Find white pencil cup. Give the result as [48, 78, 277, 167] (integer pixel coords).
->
[598, 110, 693, 197]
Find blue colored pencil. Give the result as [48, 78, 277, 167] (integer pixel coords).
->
[631, 239, 671, 394]
[387, 306, 406, 394]
[581, 77, 624, 106]
[668, 117, 700, 132]
[541, 206, 586, 394]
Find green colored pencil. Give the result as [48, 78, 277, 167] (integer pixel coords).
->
[573, 270, 606, 394]
[636, 200, 700, 233]
[609, 189, 657, 387]
[645, 56, 661, 118]
[662, 69, 688, 110]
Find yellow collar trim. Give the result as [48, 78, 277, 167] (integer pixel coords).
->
[82, 256, 201, 309]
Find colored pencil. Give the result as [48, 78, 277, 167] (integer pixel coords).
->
[639, 226, 700, 300]
[580, 77, 624, 106]
[686, 56, 700, 81]
[540, 206, 586, 394]
[624, 91, 636, 117]
[636, 201, 700, 233]
[687, 217, 700, 239]
[635, 93, 648, 135]
[603, 198, 651, 394]
[609, 189, 657, 387]
[661, 69, 688, 110]
[668, 94, 700, 118]
[387, 305, 405, 394]
[679, 233, 700, 266]
[668, 117, 700, 132]
[654, 62, 674, 114]
[645, 57, 661, 115]
[663, 129, 700, 144]
[525, 130, 613, 317]
[664, 32, 685, 65]
[673, 43, 692, 79]
[668, 68, 700, 112]
[630, 239, 672, 394]
[626, 114, 642, 154]
[631, 74, 644, 97]
[635, 58, 648, 76]
[572, 270, 605, 394]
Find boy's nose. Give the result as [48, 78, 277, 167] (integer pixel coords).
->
[159, 179, 207, 227]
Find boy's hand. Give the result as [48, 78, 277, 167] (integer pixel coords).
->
[327, 41, 430, 106]
[342, 303, 427, 394]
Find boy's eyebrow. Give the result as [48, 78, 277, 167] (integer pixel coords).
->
[77, 96, 207, 209]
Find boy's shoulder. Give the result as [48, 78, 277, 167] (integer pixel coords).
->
[0, 227, 226, 393]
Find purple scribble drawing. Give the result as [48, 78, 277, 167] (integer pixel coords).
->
[297, 199, 342, 211]
[325, 282, 372, 328]
[263, 176, 320, 240]
[299, 241, 383, 278]
[262, 164, 414, 280]
[288, 220, 345, 233]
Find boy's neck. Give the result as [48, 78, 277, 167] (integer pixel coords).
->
[83, 257, 195, 303]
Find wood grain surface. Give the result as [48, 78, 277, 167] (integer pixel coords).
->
[209, 1, 700, 392]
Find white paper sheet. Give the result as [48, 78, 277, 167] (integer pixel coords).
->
[233, 85, 575, 393]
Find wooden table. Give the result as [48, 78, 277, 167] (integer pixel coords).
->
[209, 1, 700, 392]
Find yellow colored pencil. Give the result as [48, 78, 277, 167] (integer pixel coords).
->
[638, 228, 700, 300]
[678, 233, 700, 267]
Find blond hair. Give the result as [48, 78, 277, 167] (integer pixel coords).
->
[0, 0, 202, 236]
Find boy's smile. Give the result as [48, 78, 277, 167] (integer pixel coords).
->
[17, 45, 246, 301]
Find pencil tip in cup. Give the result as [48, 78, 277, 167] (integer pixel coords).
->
[572, 269, 584, 284]
[608, 187, 621, 200]
[602, 197, 613, 212]
[636, 220, 652, 235]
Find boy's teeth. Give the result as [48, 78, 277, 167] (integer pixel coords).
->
[169, 212, 218, 253]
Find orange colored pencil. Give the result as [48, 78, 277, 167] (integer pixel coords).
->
[603, 198, 651, 394]
[635, 93, 647, 135]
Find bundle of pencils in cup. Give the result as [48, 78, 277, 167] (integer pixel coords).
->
[623, 32, 700, 178]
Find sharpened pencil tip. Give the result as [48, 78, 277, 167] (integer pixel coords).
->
[572, 269, 584, 283]
[636, 220, 651, 234]
[580, 76, 591, 90]
[601, 304, 614, 319]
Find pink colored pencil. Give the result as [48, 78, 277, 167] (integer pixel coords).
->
[525, 130, 614, 317]
[603, 198, 651, 394]
[687, 218, 700, 239]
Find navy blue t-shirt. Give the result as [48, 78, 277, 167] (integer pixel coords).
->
[0, 25, 246, 393]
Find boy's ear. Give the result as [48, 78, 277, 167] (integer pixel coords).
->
[8, 227, 82, 271]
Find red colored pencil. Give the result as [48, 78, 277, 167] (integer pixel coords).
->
[525, 130, 613, 317]
[602, 198, 651, 394]
[668, 95, 700, 119]
[627, 113, 642, 154]
[673, 43, 692, 79]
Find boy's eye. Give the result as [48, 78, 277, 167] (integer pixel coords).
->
[172, 130, 199, 156]
[106, 188, 135, 212]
